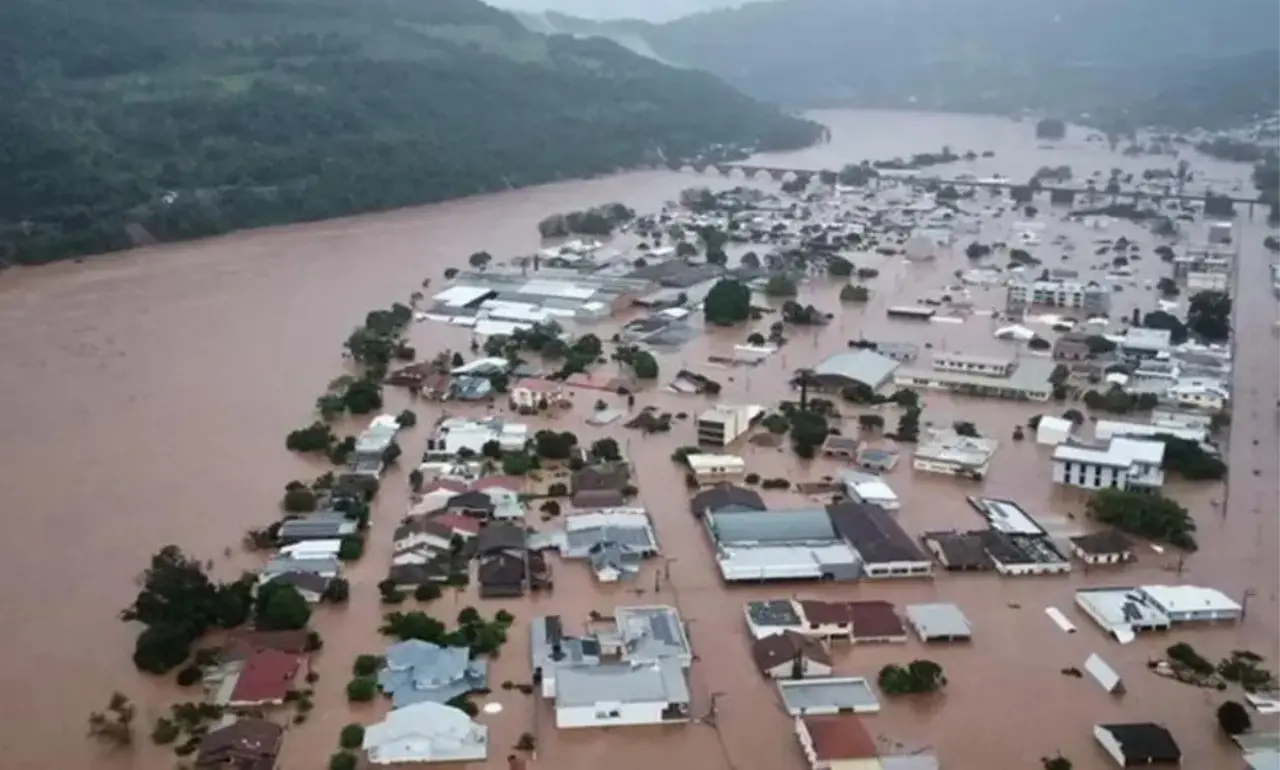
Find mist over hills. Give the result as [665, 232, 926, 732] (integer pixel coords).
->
[521, 0, 1280, 129]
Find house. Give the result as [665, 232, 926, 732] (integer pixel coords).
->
[921, 531, 994, 571]
[259, 555, 340, 583]
[509, 378, 564, 411]
[847, 601, 909, 643]
[425, 417, 527, 456]
[571, 464, 631, 495]
[1165, 378, 1229, 411]
[912, 429, 999, 478]
[262, 571, 330, 603]
[1053, 334, 1094, 362]
[1137, 585, 1242, 623]
[1119, 328, 1172, 359]
[1093, 723, 1182, 767]
[477, 552, 527, 598]
[195, 718, 284, 770]
[778, 677, 881, 716]
[904, 603, 972, 642]
[443, 490, 496, 517]
[1052, 437, 1166, 491]
[696, 404, 764, 446]
[795, 714, 881, 770]
[220, 649, 302, 706]
[363, 701, 488, 764]
[854, 445, 899, 472]
[277, 514, 358, 544]
[821, 435, 861, 459]
[744, 600, 807, 639]
[278, 539, 342, 560]
[840, 471, 900, 511]
[809, 350, 901, 392]
[351, 416, 401, 476]
[827, 502, 933, 579]
[220, 630, 310, 663]
[385, 560, 452, 589]
[561, 509, 658, 582]
[376, 640, 488, 708]
[892, 357, 1056, 401]
[554, 659, 691, 728]
[1070, 531, 1137, 565]
[690, 483, 766, 517]
[531, 607, 691, 700]
[1094, 418, 1207, 444]
[705, 508, 861, 582]
[687, 452, 747, 483]
[752, 632, 833, 679]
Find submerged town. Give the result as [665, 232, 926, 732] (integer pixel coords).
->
[89, 123, 1280, 770]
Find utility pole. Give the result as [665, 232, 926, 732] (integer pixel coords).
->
[1241, 588, 1256, 620]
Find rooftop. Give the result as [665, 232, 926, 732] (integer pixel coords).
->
[905, 603, 972, 640]
[800, 714, 879, 761]
[826, 501, 929, 565]
[691, 483, 767, 516]
[745, 599, 803, 629]
[895, 356, 1057, 393]
[778, 677, 881, 715]
[1075, 587, 1172, 634]
[561, 509, 658, 558]
[229, 649, 301, 704]
[969, 497, 1045, 536]
[555, 659, 689, 707]
[1139, 584, 1241, 614]
[1070, 530, 1136, 556]
[1096, 722, 1182, 763]
[1053, 436, 1166, 468]
[751, 631, 832, 674]
[914, 430, 999, 468]
[921, 531, 993, 570]
[812, 350, 901, 389]
[708, 508, 838, 545]
[362, 701, 488, 764]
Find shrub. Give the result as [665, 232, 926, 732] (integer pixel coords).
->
[352, 654, 381, 677]
[414, 583, 442, 602]
[346, 677, 377, 702]
[339, 724, 366, 750]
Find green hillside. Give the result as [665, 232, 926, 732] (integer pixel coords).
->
[0, 0, 822, 264]
[564, 0, 1279, 128]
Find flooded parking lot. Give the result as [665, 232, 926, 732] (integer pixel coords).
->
[0, 110, 1275, 770]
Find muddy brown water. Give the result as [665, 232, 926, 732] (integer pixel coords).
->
[0, 110, 1275, 770]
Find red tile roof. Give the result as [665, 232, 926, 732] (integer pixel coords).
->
[797, 599, 853, 625]
[430, 512, 482, 535]
[802, 714, 878, 760]
[229, 649, 301, 704]
[471, 476, 523, 492]
[849, 600, 907, 640]
[421, 479, 469, 495]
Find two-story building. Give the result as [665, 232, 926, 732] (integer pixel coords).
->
[1051, 437, 1166, 491]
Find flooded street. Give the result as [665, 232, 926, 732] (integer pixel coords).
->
[0, 109, 1275, 770]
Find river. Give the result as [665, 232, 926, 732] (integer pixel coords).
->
[0, 109, 1274, 770]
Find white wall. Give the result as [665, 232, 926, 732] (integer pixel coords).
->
[863, 560, 933, 578]
[556, 700, 683, 729]
[1052, 459, 1126, 490]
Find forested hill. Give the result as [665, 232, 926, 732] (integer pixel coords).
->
[0, 0, 822, 265]
[581, 0, 1279, 128]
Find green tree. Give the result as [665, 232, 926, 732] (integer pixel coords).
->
[827, 256, 853, 277]
[254, 582, 312, 631]
[1186, 290, 1232, 342]
[339, 724, 366, 750]
[703, 279, 752, 326]
[630, 350, 659, 379]
[380, 611, 448, 643]
[352, 654, 382, 677]
[1216, 700, 1252, 735]
[764, 275, 798, 297]
[533, 430, 578, 460]
[396, 409, 418, 428]
[345, 678, 377, 703]
[87, 692, 136, 747]
[323, 577, 351, 604]
[591, 438, 622, 461]
[1086, 488, 1196, 550]
[839, 284, 870, 303]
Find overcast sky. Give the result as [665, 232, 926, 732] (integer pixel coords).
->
[490, 0, 745, 22]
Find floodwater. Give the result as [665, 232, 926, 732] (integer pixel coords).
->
[0, 109, 1275, 770]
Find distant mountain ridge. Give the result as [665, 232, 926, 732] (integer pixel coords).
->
[532, 0, 1280, 129]
[0, 0, 821, 264]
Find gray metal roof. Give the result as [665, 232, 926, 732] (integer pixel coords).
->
[614, 606, 690, 661]
[554, 660, 689, 707]
[262, 556, 340, 576]
[378, 640, 488, 708]
[777, 677, 881, 715]
[708, 509, 836, 545]
[564, 524, 657, 558]
[905, 603, 972, 639]
[813, 350, 901, 389]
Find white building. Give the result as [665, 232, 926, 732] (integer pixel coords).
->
[362, 701, 488, 764]
[695, 404, 764, 447]
[1006, 279, 1110, 314]
[1165, 378, 1229, 411]
[1094, 418, 1207, 444]
[508, 378, 564, 410]
[425, 417, 528, 456]
[1119, 327, 1172, 358]
[913, 430, 999, 478]
[840, 470, 900, 511]
[687, 453, 747, 483]
[1137, 585, 1242, 623]
[931, 352, 1017, 377]
[554, 660, 691, 729]
[1051, 437, 1166, 491]
[1186, 270, 1230, 291]
[1035, 415, 1074, 445]
[893, 357, 1056, 401]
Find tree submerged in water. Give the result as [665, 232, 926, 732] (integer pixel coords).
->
[87, 692, 136, 747]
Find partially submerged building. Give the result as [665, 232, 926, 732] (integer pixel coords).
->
[809, 350, 901, 392]
[1051, 437, 1166, 491]
[913, 429, 999, 478]
[705, 508, 861, 582]
[893, 357, 1055, 401]
[362, 701, 488, 764]
[696, 404, 764, 447]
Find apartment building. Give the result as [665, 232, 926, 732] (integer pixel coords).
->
[1006, 279, 1110, 314]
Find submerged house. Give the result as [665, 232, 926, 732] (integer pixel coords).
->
[377, 640, 488, 709]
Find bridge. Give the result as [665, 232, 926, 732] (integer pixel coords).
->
[668, 162, 1266, 216]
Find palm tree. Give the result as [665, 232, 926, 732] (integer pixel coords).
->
[793, 368, 817, 411]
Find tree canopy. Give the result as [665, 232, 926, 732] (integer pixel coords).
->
[703, 279, 752, 326]
[1086, 488, 1196, 550]
[0, 0, 821, 264]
